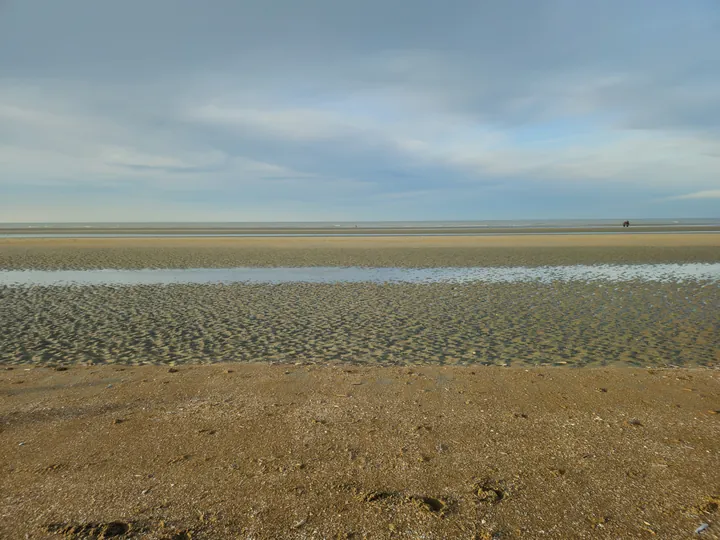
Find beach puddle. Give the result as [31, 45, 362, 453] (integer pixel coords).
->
[0, 264, 719, 287]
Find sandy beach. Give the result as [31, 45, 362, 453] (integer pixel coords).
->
[1, 234, 719, 269]
[1, 364, 719, 539]
[1, 234, 718, 538]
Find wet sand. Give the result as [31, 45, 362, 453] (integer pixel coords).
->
[1, 364, 718, 539]
[1, 234, 720, 269]
[2, 282, 718, 369]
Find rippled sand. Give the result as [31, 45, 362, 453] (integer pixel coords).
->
[2, 281, 718, 368]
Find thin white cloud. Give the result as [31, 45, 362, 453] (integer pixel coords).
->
[189, 105, 375, 141]
[185, 96, 720, 192]
[0, 90, 321, 191]
[422, 132, 720, 189]
[100, 146, 224, 171]
[668, 189, 720, 200]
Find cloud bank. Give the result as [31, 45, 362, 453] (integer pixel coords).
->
[1, 0, 719, 221]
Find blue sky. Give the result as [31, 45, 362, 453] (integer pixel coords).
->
[1, 0, 719, 222]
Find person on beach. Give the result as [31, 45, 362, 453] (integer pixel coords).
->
[622, 220, 630, 228]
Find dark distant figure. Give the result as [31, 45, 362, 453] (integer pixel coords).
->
[622, 220, 630, 228]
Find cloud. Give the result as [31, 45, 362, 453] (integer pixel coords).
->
[429, 132, 720, 188]
[669, 189, 720, 200]
[0, 0, 719, 220]
[189, 106, 369, 142]
[0, 195, 338, 223]
[189, 101, 720, 191]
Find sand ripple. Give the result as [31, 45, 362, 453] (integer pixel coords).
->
[1, 282, 717, 368]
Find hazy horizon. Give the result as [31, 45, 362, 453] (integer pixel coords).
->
[2, 218, 719, 228]
[1, 1, 719, 221]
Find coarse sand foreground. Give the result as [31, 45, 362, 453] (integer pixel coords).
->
[1, 234, 720, 269]
[1, 364, 718, 539]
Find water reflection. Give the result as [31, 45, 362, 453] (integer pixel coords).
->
[1, 264, 718, 287]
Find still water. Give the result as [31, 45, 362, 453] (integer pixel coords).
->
[1, 264, 719, 287]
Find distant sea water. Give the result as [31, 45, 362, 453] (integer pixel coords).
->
[1, 219, 719, 238]
[3, 219, 720, 228]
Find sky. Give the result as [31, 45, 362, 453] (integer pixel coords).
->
[1, 0, 719, 222]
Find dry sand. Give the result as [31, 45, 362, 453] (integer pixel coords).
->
[1, 234, 719, 269]
[1, 364, 718, 539]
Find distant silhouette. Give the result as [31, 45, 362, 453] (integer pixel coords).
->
[622, 220, 630, 228]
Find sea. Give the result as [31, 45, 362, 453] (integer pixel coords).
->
[2, 218, 720, 229]
[1, 218, 719, 238]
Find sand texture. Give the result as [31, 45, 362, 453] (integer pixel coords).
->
[1, 235, 720, 269]
[1, 364, 719, 539]
[2, 235, 719, 538]
[1, 282, 718, 369]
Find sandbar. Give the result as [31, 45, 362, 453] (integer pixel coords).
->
[1, 234, 719, 269]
